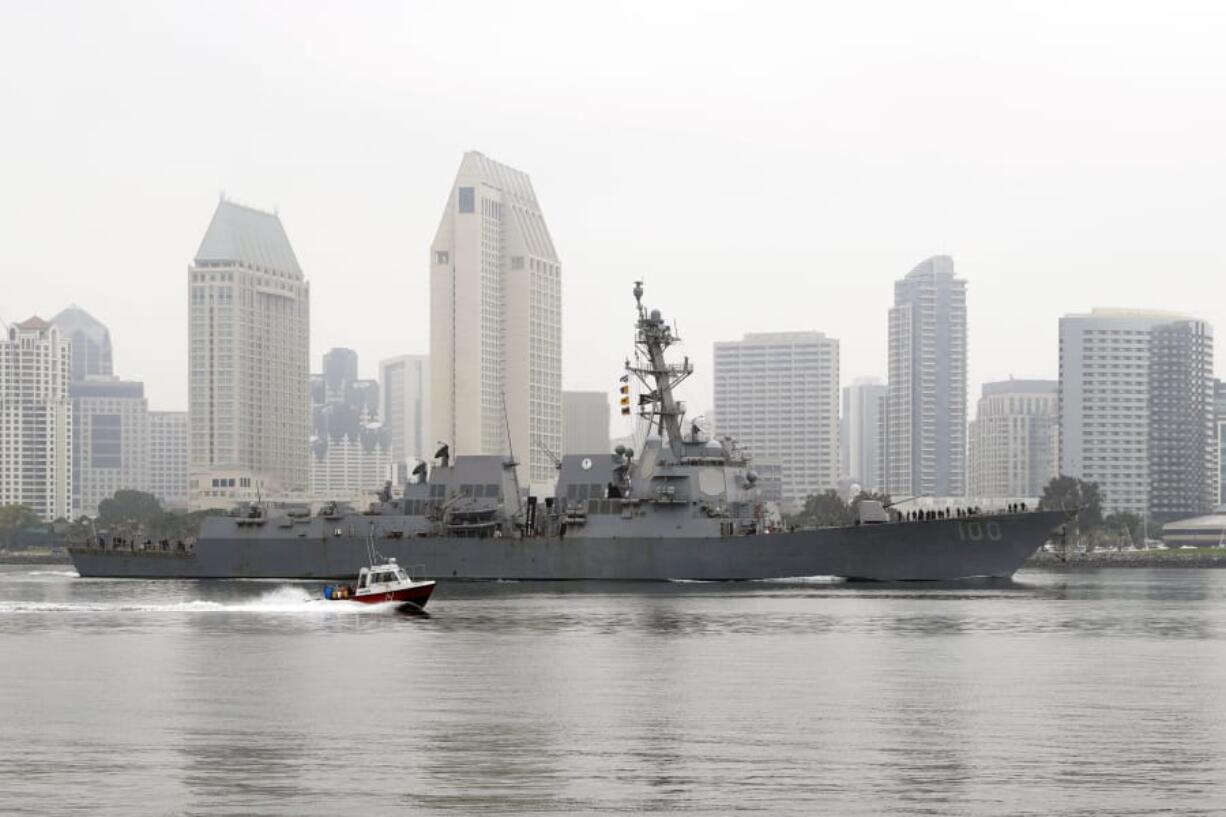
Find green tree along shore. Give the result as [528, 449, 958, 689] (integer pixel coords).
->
[0, 490, 220, 548]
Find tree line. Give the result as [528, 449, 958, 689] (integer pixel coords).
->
[0, 490, 221, 548]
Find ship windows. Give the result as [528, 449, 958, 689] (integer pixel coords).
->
[435, 251, 450, 265]
[458, 187, 475, 213]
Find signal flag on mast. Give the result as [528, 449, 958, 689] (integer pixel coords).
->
[619, 382, 631, 415]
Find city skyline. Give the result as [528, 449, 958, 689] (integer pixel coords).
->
[8, 4, 1226, 428]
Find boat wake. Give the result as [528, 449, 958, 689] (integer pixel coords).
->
[0, 585, 395, 615]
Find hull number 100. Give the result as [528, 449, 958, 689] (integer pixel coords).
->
[957, 520, 1002, 542]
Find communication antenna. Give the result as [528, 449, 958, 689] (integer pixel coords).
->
[501, 392, 524, 516]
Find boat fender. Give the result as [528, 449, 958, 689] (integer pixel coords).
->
[323, 585, 334, 600]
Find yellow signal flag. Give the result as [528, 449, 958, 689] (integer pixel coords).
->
[619, 384, 630, 395]
[619, 396, 631, 407]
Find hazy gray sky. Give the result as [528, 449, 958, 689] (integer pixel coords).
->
[4, 1, 1225, 435]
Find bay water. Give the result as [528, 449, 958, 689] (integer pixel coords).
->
[2, 566, 1224, 815]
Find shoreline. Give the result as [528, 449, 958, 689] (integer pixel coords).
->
[1026, 548, 1226, 568]
[0, 548, 72, 565]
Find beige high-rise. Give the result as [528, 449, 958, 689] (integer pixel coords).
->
[188, 199, 310, 508]
[430, 152, 562, 489]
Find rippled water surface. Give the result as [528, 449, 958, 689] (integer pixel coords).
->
[3, 565, 1226, 816]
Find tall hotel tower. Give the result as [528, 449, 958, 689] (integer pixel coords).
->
[188, 199, 310, 507]
[430, 152, 562, 489]
[886, 256, 967, 498]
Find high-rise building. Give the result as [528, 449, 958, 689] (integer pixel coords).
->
[310, 349, 392, 500]
[841, 377, 887, 493]
[430, 151, 562, 489]
[874, 392, 889, 497]
[51, 306, 113, 382]
[148, 411, 189, 510]
[1215, 380, 1226, 507]
[967, 380, 1058, 500]
[1148, 320, 1216, 515]
[886, 256, 967, 498]
[321, 348, 359, 404]
[379, 355, 430, 469]
[69, 377, 149, 518]
[0, 317, 72, 520]
[562, 391, 611, 455]
[714, 332, 840, 507]
[188, 199, 310, 508]
[1059, 309, 1215, 516]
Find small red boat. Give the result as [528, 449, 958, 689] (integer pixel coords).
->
[324, 558, 436, 610]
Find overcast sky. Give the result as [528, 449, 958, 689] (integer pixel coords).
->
[4, 1, 1225, 434]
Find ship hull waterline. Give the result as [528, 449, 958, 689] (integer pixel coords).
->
[68, 510, 1068, 583]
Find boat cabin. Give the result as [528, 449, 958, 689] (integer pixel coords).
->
[357, 560, 412, 591]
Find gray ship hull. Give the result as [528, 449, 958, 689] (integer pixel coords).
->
[68, 510, 1066, 582]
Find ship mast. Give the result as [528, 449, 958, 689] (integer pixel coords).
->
[626, 281, 692, 459]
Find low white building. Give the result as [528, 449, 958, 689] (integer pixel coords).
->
[311, 431, 394, 502]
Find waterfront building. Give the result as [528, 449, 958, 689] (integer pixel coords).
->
[188, 199, 310, 508]
[379, 354, 430, 469]
[562, 390, 611, 456]
[1059, 309, 1215, 516]
[841, 377, 887, 493]
[967, 379, 1058, 500]
[430, 151, 562, 490]
[310, 349, 392, 500]
[148, 411, 189, 510]
[714, 331, 840, 508]
[50, 306, 113, 382]
[0, 317, 72, 520]
[885, 256, 967, 498]
[69, 377, 148, 518]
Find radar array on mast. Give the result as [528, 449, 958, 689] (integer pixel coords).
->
[625, 281, 693, 458]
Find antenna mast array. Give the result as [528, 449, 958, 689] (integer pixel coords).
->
[625, 281, 692, 459]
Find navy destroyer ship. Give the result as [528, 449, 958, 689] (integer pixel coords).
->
[70, 283, 1070, 581]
